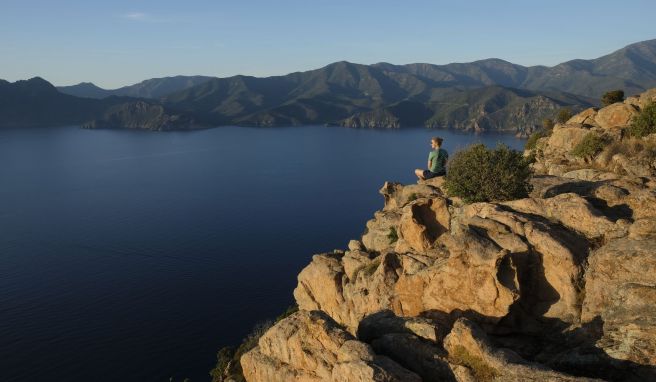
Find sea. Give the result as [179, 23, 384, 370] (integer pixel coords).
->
[0, 125, 525, 382]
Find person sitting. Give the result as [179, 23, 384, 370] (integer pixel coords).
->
[415, 136, 448, 180]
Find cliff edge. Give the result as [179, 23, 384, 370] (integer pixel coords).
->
[237, 90, 656, 382]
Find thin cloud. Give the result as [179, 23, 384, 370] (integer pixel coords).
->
[123, 12, 148, 21]
[120, 12, 171, 23]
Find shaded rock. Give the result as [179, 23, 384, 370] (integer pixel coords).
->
[371, 333, 458, 382]
[443, 318, 601, 381]
[562, 169, 619, 182]
[361, 210, 401, 252]
[357, 310, 444, 343]
[529, 175, 597, 199]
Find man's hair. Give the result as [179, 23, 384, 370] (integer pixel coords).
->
[432, 137, 444, 146]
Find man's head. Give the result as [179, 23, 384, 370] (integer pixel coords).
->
[431, 137, 443, 149]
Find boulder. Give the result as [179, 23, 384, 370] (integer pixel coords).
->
[361, 210, 401, 252]
[545, 126, 590, 153]
[501, 193, 618, 240]
[594, 103, 639, 129]
[567, 107, 599, 127]
[241, 310, 421, 382]
[582, 238, 656, 366]
[638, 88, 656, 109]
[379, 181, 441, 211]
[401, 228, 520, 321]
[398, 197, 450, 252]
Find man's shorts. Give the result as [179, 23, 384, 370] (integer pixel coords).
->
[423, 170, 445, 179]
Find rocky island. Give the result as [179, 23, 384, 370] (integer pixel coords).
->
[219, 89, 656, 381]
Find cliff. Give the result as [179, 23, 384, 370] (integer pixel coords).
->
[235, 90, 656, 381]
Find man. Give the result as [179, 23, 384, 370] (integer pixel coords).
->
[415, 137, 448, 180]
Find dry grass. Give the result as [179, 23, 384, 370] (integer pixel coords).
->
[449, 345, 500, 381]
[354, 257, 382, 278]
[597, 137, 656, 167]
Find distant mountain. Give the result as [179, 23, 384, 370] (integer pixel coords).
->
[56, 82, 113, 99]
[0, 77, 115, 127]
[6, 39, 656, 131]
[57, 75, 215, 99]
[0, 77, 193, 130]
[161, 61, 593, 133]
[371, 40, 656, 98]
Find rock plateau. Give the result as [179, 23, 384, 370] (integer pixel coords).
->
[237, 89, 656, 381]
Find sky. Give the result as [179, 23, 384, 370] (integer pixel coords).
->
[1, 0, 655, 89]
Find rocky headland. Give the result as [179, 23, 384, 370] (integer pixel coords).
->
[232, 89, 656, 381]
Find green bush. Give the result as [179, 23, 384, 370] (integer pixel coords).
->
[542, 118, 555, 130]
[571, 133, 608, 158]
[556, 108, 573, 124]
[444, 144, 533, 203]
[601, 90, 624, 106]
[627, 102, 656, 138]
[525, 129, 550, 150]
[387, 227, 398, 244]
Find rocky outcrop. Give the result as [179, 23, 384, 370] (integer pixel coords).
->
[241, 88, 656, 382]
[341, 109, 401, 129]
[529, 88, 656, 179]
[83, 101, 197, 131]
[241, 310, 421, 382]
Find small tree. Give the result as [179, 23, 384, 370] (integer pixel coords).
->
[556, 108, 573, 124]
[601, 90, 625, 106]
[542, 118, 554, 130]
[444, 144, 533, 203]
[628, 102, 656, 138]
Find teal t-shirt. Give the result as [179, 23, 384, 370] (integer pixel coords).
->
[428, 148, 448, 173]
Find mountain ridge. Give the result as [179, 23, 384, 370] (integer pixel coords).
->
[5, 39, 656, 131]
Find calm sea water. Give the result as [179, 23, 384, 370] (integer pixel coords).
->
[0, 126, 524, 382]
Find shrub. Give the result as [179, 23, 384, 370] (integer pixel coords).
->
[542, 118, 555, 130]
[601, 90, 625, 106]
[556, 108, 573, 124]
[444, 144, 533, 203]
[525, 129, 550, 150]
[627, 102, 656, 138]
[571, 133, 608, 158]
[387, 227, 398, 244]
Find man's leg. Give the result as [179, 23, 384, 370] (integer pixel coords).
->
[415, 169, 425, 179]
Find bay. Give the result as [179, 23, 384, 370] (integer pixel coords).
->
[0, 126, 524, 382]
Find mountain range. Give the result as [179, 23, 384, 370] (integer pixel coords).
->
[3, 38, 656, 132]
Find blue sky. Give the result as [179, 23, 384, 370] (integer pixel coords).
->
[1, 0, 655, 88]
